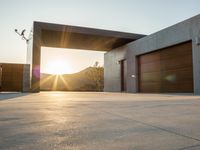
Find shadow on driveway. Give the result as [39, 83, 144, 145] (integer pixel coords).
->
[0, 92, 30, 101]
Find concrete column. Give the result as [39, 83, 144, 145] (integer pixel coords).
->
[127, 52, 137, 93]
[191, 16, 200, 95]
[192, 38, 200, 95]
[31, 23, 41, 92]
[22, 64, 30, 92]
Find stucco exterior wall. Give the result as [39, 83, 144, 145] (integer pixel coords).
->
[104, 46, 127, 92]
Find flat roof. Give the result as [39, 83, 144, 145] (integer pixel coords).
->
[35, 21, 146, 51]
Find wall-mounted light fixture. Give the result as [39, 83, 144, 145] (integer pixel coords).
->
[196, 37, 200, 45]
[131, 75, 136, 78]
[14, 29, 30, 44]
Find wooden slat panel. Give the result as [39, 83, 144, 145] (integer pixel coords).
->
[161, 55, 192, 71]
[139, 51, 160, 64]
[161, 81, 193, 93]
[139, 82, 161, 93]
[162, 68, 193, 83]
[140, 72, 161, 82]
[1, 64, 24, 92]
[140, 62, 161, 73]
[138, 42, 193, 93]
[0, 64, 2, 91]
[161, 42, 192, 60]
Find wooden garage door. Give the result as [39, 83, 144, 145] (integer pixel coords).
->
[138, 42, 193, 93]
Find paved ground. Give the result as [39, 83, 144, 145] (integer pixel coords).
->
[0, 92, 200, 150]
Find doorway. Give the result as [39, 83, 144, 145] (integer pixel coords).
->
[0, 65, 2, 91]
[120, 59, 127, 92]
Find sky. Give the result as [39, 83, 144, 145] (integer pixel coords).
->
[0, 0, 200, 73]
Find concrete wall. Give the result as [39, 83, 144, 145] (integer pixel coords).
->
[104, 14, 200, 94]
[29, 22, 41, 92]
[22, 64, 30, 92]
[104, 46, 127, 92]
[26, 31, 33, 92]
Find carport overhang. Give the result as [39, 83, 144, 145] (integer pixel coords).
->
[28, 21, 145, 92]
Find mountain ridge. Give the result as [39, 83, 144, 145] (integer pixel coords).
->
[40, 67, 103, 91]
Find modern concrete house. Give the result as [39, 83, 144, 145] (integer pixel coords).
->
[24, 14, 200, 95]
[105, 14, 200, 95]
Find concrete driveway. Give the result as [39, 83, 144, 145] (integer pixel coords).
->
[0, 92, 200, 150]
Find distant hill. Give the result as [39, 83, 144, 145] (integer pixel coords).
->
[40, 67, 104, 91]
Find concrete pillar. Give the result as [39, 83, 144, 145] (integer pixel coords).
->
[192, 38, 200, 95]
[22, 64, 30, 92]
[31, 23, 41, 92]
[127, 52, 137, 93]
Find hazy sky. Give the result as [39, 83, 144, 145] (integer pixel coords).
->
[0, 0, 200, 73]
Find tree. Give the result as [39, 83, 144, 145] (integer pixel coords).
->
[86, 61, 104, 91]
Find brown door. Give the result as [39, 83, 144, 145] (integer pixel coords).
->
[138, 42, 193, 93]
[121, 59, 127, 92]
[0, 64, 2, 91]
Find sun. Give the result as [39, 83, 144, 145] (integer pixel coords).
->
[45, 59, 71, 75]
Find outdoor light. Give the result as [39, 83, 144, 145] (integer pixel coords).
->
[131, 75, 136, 78]
[14, 29, 29, 43]
[195, 37, 200, 45]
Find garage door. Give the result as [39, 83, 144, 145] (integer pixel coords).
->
[138, 42, 193, 93]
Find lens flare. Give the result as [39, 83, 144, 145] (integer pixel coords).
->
[165, 74, 176, 83]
